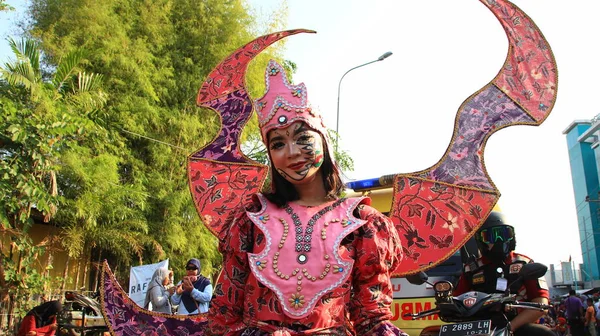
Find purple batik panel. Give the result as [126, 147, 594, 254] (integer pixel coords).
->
[191, 90, 253, 163]
[426, 85, 535, 190]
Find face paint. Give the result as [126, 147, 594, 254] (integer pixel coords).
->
[267, 121, 325, 184]
[313, 150, 324, 168]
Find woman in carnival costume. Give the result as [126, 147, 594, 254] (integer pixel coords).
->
[201, 58, 406, 334]
[98, 0, 557, 335]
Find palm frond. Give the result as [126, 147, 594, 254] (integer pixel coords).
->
[75, 72, 104, 93]
[8, 38, 41, 78]
[0, 67, 34, 90]
[53, 49, 85, 95]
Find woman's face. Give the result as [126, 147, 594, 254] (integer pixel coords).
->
[267, 121, 325, 185]
[162, 272, 171, 286]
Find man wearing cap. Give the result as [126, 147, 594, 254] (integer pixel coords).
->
[171, 258, 212, 314]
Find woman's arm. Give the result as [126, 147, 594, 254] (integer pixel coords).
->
[206, 209, 253, 336]
[18, 315, 58, 336]
[170, 281, 183, 305]
[349, 205, 406, 335]
[191, 283, 213, 303]
[150, 286, 170, 309]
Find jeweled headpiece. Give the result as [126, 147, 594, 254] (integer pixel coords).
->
[255, 60, 327, 143]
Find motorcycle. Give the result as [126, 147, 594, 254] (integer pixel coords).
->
[57, 291, 109, 336]
[404, 262, 551, 336]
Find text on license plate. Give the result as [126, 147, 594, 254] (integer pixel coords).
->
[439, 320, 491, 336]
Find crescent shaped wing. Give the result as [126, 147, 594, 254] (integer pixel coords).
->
[390, 0, 557, 276]
[189, 29, 316, 237]
[99, 261, 209, 334]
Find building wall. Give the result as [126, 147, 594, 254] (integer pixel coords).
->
[564, 121, 600, 283]
[1, 222, 93, 294]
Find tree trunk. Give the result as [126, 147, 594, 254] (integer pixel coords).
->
[93, 250, 102, 292]
[60, 255, 70, 291]
[0, 238, 5, 329]
[44, 250, 54, 292]
[82, 245, 92, 290]
[6, 293, 15, 332]
[7, 251, 24, 331]
[74, 258, 82, 290]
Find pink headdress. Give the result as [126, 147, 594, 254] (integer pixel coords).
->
[255, 60, 328, 145]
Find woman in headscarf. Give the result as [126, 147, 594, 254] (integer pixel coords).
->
[17, 300, 62, 336]
[143, 267, 173, 314]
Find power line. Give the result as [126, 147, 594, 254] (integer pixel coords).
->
[120, 129, 189, 151]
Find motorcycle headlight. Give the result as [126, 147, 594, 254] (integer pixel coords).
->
[434, 281, 453, 293]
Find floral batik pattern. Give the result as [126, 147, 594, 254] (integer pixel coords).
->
[391, 0, 557, 276]
[206, 201, 405, 335]
[189, 30, 314, 237]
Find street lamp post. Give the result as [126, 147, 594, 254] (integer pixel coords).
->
[335, 51, 393, 151]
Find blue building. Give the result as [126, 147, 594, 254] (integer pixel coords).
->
[563, 118, 600, 286]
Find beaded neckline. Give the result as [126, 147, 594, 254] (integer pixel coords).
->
[283, 199, 345, 258]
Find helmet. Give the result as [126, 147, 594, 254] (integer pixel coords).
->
[475, 211, 516, 260]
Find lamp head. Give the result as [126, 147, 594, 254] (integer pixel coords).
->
[378, 51, 393, 61]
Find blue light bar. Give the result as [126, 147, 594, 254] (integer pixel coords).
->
[346, 178, 381, 191]
[346, 174, 396, 191]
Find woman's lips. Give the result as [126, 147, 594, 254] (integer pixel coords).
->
[288, 161, 307, 170]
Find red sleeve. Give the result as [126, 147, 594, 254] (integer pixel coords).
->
[524, 277, 549, 301]
[452, 274, 472, 296]
[18, 316, 57, 336]
[349, 205, 404, 334]
[17, 315, 36, 336]
[206, 208, 253, 336]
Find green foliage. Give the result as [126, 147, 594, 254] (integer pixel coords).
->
[0, 36, 108, 306]
[3, 0, 354, 293]
[0, 0, 14, 12]
[22, 0, 294, 280]
[2, 235, 52, 315]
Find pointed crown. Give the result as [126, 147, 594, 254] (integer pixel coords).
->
[255, 60, 327, 142]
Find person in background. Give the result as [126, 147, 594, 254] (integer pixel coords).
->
[453, 212, 553, 336]
[17, 301, 62, 336]
[143, 267, 173, 314]
[565, 289, 585, 336]
[170, 258, 212, 314]
[586, 297, 597, 336]
[554, 316, 568, 336]
[594, 297, 600, 335]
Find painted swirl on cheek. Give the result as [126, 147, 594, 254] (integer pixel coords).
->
[313, 150, 323, 168]
[280, 133, 317, 182]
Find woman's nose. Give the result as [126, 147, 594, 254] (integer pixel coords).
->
[287, 141, 301, 157]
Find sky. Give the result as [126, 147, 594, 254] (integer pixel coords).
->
[1, 0, 598, 270]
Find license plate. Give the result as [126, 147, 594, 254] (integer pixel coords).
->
[439, 320, 492, 336]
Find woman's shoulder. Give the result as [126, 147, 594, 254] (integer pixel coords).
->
[349, 198, 388, 221]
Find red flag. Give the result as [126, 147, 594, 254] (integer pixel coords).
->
[569, 255, 572, 263]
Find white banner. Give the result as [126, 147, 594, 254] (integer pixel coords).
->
[129, 259, 169, 308]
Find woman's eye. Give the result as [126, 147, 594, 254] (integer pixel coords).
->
[270, 142, 284, 150]
[296, 134, 313, 144]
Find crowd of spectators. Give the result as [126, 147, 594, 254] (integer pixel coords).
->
[538, 290, 600, 336]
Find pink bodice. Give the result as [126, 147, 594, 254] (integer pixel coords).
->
[246, 195, 368, 319]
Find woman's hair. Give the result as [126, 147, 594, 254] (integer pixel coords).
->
[264, 143, 344, 207]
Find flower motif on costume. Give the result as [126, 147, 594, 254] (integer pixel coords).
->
[256, 260, 267, 271]
[289, 293, 305, 309]
[269, 66, 279, 76]
[442, 213, 459, 233]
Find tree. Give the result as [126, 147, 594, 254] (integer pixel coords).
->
[25, 0, 293, 280]
[0, 37, 107, 326]
[0, 0, 14, 11]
